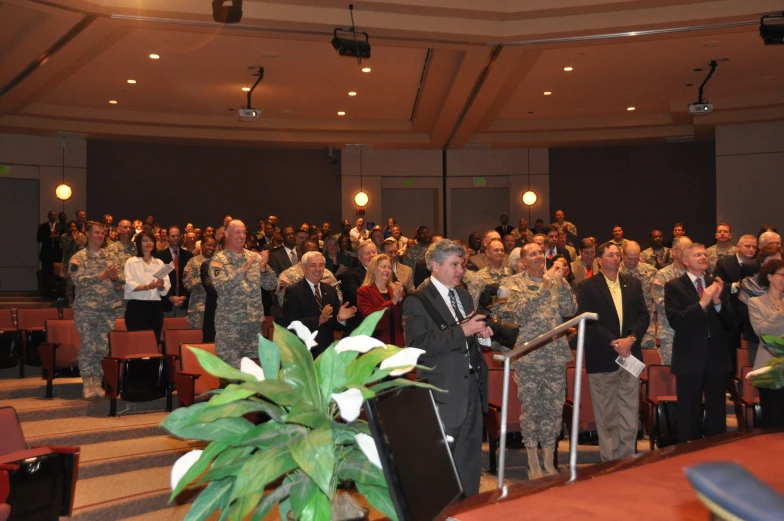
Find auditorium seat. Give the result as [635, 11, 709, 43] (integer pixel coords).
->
[483, 368, 522, 474]
[736, 349, 751, 380]
[161, 316, 189, 343]
[262, 316, 274, 340]
[16, 308, 60, 378]
[60, 308, 73, 320]
[734, 366, 761, 430]
[0, 406, 79, 521]
[563, 367, 596, 446]
[163, 329, 203, 409]
[114, 318, 127, 331]
[644, 365, 677, 449]
[175, 343, 219, 408]
[641, 349, 662, 367]
[38, 320, 80, 398]
[101, 330, 167, 416]
[482, 350, 503, 370]
[639, 349, 663, 435]
[0, 310, 19, 374]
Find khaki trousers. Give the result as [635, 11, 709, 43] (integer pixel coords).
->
[588, 369, 639, 462]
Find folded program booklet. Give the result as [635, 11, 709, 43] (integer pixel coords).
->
[615, 354, 645, 378]
[152, 263, 174, 280]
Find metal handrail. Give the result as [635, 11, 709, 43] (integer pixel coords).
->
[492, 311, 598, 493]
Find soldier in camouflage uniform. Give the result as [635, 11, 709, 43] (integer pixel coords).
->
[640, 229, 672, 270]
[276, 240, 342, 306]
[210, 220, 277, 368]
[184, 236, 217, 329]
[651, 236, 692, 364]
[551, 209, 578, 246]
[495, 243, 576, 479]
[465, 238, 511, 309]
[401, 226, 431, 269]
[511, 218, 534, 245]
[705, 223, 736, 273]
[619, 241, 658, 349]
[71, 222, 123, 399]
[106, 219, 137, 318]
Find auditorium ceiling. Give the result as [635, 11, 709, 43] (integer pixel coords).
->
[0, 0, 782, 148]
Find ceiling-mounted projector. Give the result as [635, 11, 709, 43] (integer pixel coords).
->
[332, 29, 371, 59]
[237, 108, 261, 122]
[688, 103, 713, 116]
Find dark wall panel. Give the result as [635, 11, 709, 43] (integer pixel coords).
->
[549, 142, 716, 246]
[87, 141, 342, 231]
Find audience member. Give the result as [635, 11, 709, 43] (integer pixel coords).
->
[705, 223, 736, 273]
[502, 234, 516, 256]
[107, 219, 137, 318]
[467, 232, 482, 257]
[124, 230, 170, 342]
[619, 241, 657, 348]
[276, 240, 342, 307]
[466, 238, 511, 310]
[512, 218, 534, 245]
[383, 238, 414, 293]
[495, 214, 513, 236]
[467, 230, 504, 271]
[609, 225, 628, 249]
[551, 209, 578, 246]
[402, 226, 431, 269]
[37, 210, 61, 297]
[543, 226, 572, 268]
[269, 225, 298, 275]
[571, 237, 596, 287]
[738, 244, 783, 364]
[414, 235, 444, 288]
[530, 219, 545, 235]
[323, 237, 351, 277]
[184, 236, 217, 330]
[155, 226, 191, 317]
[350, 217, 369, 249]
[665, 222, 685, 248]
[652, 236, 692, 364]
[61, 221, 86, 306]
[357, 254, 405, 345]
[340, 240, 378, 334]
[640, 229, 671, 269]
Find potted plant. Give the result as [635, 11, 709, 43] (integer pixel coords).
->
[748, 334, 784, 389]
[162, 310, 440, 521]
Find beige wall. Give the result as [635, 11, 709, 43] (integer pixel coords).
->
[340, 147, 549, 238]
[0, 132, 88, 221]
[716, 122, 784, 237]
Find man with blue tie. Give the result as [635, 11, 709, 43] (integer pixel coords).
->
[665, 243, 736, 444]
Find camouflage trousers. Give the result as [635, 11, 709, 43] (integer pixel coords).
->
[658, 326, 674, 365]
[641, 321, 657, 350]
[188, 310, 204, 330]
[115, 299, 127, 319]
[74, 309, 115, 378]
[215, 320, 261, 368]
[513, 361, 567, 450]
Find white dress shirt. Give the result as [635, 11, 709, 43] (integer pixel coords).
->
[124, 256, 171, 300]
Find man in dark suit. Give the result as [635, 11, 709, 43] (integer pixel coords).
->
[494, 214, 513, 237]
[665, 243, 736, 444]
[576, 241, 649, 462]
[282, 251, 356, 357]
[714, 234, 758, 361]
[543, 225, 572, 269]
[269, 225, 298, 275]
[37, 210, 61, 296]
[339, 240, 377, 334]
[402, 239, 492, 496]
[155, 225, 192, 317]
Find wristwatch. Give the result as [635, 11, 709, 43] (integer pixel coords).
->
[628, 335, 637, 343]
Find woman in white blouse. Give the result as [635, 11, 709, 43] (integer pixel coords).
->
[124, 230, 171, 341]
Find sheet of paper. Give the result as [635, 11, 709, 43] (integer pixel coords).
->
[152, 263, 174, 280]
[615, 354, 645, 378]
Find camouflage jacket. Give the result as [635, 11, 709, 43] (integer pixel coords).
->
[70, 247, 124, 311]
[210, 249, 277, 324]
[706, 244, 737, 274]
[466, 266, 512, 310]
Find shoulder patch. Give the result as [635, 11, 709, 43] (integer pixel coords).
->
[70, 260, 79, 272]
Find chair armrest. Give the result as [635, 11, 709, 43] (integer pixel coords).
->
[101, 357, 122, 398]
[486, 401, 503, 412]
[38, 342, 60, 381]
[0, 469, 8, 503]
[174, 371, 200, 407]
[165, 354, 179, 385]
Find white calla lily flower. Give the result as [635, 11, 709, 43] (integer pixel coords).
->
[287, 321, 318, 350]
[379, 347, 426, 376]
[746, 365, 773, 379]
[170, 449, 202, 490]
[355, 433, 382, 469]
[331, 388, 364, 422]
[334, 335, 386, 354]
[240, 357, 265, 382]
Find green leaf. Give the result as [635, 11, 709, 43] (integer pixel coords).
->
[287, 428, 336, 495]
[346, 384, 375, 400]
[751, 360, 784, 390]
[289, 473, 331, 521]
[222, 420, 306, 449]
[207, 385, 257, 406]
[286, 400, 332, 430]
[187, 346, 256, 382]
[761, 335, 784, 357]
[368, 378, 446, 394]
[230, 442, 297, 502]
[170, 442, 228, 500]
[350, 309, 388, 338]
[236, 379, 301, 406]
[230, 492, 263, 521]
[315, 344, 348, 401]
[356, 482, 399, 521]
[257, 333, 281, 380]
[337, 448, 387, 487]
[274, 322, 323, 408]
[171, 417, 255, 442]
[183, 399, 283, 426]
[345, 345, 402, 387]
[251, 475, 299, 521]
[183, 477, 233, 521]
[160, 402, 211, 437]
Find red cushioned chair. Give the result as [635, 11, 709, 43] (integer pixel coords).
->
[60, 308, 74, 320]
[101, 330, 167, 416]
[483, 368, 522, 474]
[161, 316, 189, 343]
[0, 310, 19, 374]
[0, 406, 79, 521]
[644, 364, 678, 449]
[16, 308, 60, 378]
[734, 366, 761, 430]
[38, 320, 80, 399]
[563, 366, 597, 448]
[163, 329, 203, 410]
[175, 343, 219, 408]
[114, 318, 127, 331]
[638, 349, 663, 431]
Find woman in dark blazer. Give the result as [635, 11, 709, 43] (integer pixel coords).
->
[356, 254, 405, 345]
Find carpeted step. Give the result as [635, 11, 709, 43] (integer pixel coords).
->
[118, 504, 199, 521]
[70, 466, 202, 521]
[79, 435, 204, 479]
[7, 394, 171, 422]
[0, 375, 82, 399]
[23, 411, 170, 446]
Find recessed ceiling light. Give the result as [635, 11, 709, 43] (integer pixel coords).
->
[564, 66, 573, 71]
[127, 79, 136, 84]
[149, 54, 160, 60]
[337, 111, 346, 116]
[543, 91, 552, 96]
[361, 67, 371, 73]
[694, 68, 703, 72]
[627, 106, 636, 111]
[282, 109, 294, 114]
[262, 52, 278, 58]
[241, 87, 250, 92]
[109, 100, 118, 104]
[348, 91, 357, 96]
[704, 41, 720, 47]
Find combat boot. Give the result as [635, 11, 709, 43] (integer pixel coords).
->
[92, 377, 105, 398]
[526, 448, 543, 480]
[542, 447, 558, 476]
[82, 376, 97, 400]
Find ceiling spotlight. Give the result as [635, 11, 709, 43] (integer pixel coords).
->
[348, 91, 357, 96]
[241, 87, 250, 92]
[362, 67, 371, 73]
[127, 79, 136, 84]
[149, 54, 160, 60]
[564, 66, 573, 71]
[543, 91, 552, 96]
[627, 106, 636, 111]
[332, 5, 371, 62]
[109, 100, 118, 104]
[212, 0, 242, 23]
[337, 111, 346, 116]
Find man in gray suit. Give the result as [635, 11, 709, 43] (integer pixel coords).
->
[402, 240, 492, 496]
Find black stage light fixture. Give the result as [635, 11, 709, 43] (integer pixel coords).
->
[332, 4, 371, 62]
[760, 13, 784, 45]
[213, 0, 242, 24]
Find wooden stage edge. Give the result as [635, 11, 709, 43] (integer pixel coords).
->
[443, 429, 783, 519]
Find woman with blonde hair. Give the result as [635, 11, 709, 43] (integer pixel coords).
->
[356, 254, 405, 345]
